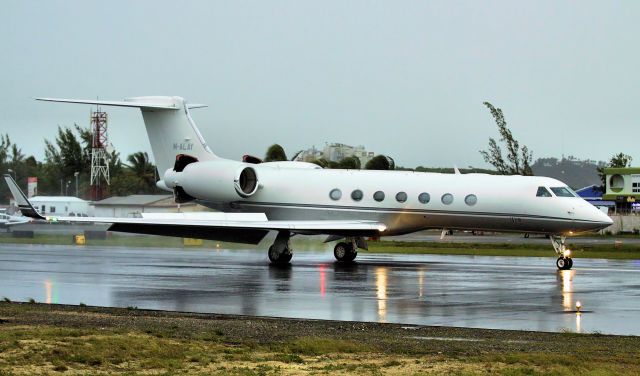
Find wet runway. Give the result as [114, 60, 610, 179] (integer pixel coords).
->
[1, 244, 639, 335]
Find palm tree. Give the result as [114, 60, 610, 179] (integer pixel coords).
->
[126, 152, 157, 187]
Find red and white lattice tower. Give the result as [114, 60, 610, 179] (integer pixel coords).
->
[89, 109, 110, 201]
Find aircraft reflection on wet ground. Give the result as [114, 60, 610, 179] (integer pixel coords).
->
[1, 244, 639, 335]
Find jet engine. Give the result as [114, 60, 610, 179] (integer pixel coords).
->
[163, 159, 260, 203]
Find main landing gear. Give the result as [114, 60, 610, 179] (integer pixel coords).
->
[268, 231, 293, 265]
[267, 233, 367, 265]
[550, 235, 573, 270]
[333, 237, 366, 263]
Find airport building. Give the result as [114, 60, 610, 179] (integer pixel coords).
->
[603, 167, 640, 213]
[91, 194, 207, 218]
[295, 143, 376, 166]
[27, 196, 90, 217]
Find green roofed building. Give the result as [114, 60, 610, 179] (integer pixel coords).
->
[603, 167, 640, 213]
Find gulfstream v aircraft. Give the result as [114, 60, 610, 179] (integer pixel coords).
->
[4, 96, 613, 270]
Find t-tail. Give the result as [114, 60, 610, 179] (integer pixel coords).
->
[36, 96, 217, 176]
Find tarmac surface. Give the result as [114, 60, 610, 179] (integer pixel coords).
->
[1, 243, 639, 336]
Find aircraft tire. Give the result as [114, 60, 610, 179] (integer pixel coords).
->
[334, 242, 350, 262]
[556, 257, 572, 270]
[268, 245, 292, 264]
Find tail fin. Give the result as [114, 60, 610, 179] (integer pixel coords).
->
[3, 174, 45, 220]
[36, 96, 217, 174]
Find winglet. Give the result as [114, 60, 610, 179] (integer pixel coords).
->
[3, 174, 45, 220]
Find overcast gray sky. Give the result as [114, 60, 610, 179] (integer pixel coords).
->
[0, 1, 638, 168]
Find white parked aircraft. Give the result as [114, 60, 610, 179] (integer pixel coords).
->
[4, 96, 613, 270]
[0, 212, 29, 227]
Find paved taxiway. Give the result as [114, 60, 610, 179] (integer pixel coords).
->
[1, 244, 639, 335]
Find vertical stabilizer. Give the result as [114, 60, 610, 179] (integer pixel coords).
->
[130, 96, 217, 174]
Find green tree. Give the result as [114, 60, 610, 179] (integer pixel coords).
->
[337, 156, 361, 169]
[109, 152, 159, 195]
[0, 135, 44, 202]
[127, 152, 157, 187]
[608, 153, 633, 168]
[365, 155, 393, 170]
[310, 158, 330, 168]
[480, 102, 533, 176]
[264, 144, 287, 162]
[41, 126, 91, 196]
[0, 135, 14, 202]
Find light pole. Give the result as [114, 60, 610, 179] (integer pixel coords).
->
[65, 180, 71, 196]
[74, 171, 79, 197]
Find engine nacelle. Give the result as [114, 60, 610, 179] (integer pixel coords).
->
[163, 160, 260, 202]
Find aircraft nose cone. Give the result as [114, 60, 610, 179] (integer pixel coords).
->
[592, 207, 613, 229]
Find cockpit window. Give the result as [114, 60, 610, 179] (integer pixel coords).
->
[536, 186, 552, 197]
[550, 187, 575, 197]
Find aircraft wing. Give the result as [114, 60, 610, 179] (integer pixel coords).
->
[4, 174, 385, 244]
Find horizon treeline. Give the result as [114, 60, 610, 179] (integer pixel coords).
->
[0, 125, 160, 203]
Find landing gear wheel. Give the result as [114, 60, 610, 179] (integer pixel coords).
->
[334, 242, 349, 261]
[556, 257, 573, 270]
[268, 245, 292, 265]
[334, 242, 357, 262]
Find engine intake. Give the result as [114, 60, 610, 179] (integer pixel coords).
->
[234, 166, 259, 197]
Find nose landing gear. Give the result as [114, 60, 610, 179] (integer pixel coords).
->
[551, 235, 573, 270]
[556, 256, 573, 270]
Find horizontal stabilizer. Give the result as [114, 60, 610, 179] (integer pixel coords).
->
[36, 97, 185, 110]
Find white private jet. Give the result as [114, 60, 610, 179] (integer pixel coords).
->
[4, 96, 613, 270]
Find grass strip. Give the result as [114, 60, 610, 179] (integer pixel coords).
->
[0, 302, 639, 375]
[368, 240, 640, 259]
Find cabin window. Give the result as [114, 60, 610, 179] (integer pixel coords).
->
[536, 187, 552, 197]
[395, 192, 407, 203]
[550, 187, 575, 197]
[465, 194, 477, 206]
[351, 189, 363, 201]
[373, 191, 385, 202]
[49, 206, 56, 213]
[418, 192, 430, 204]
[441, 193, 454, 205]
[329, 188, 342, 200]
